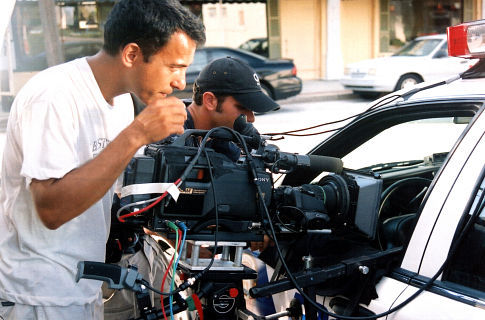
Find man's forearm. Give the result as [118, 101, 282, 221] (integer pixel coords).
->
[30, 125, 143, 229]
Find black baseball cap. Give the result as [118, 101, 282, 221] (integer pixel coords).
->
[195, 57, 279, 113]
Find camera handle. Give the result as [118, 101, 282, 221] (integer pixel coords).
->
[76, 261, 144, 291]
[77, 261, 189, 320]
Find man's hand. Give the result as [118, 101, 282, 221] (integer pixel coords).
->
[129, 96, 187, 146]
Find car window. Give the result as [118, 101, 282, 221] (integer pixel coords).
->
[433, 42, 449, 58]
[393, 39, 443, 57]
[442, 178, 485, 292]
[341, 117, 467, 170]
[261, 39, 268, 52]
[240, 39, 261, 51]
[187, 50, 208, 74]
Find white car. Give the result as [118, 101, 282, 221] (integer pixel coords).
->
[244, 20, 485, 320]
[340, 34, 477, 98]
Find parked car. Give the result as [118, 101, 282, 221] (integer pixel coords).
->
[340, 34, 477, 98]
[238, 37, 269, 57]
[172, 46, 302, 104]
[16, 40, 103, 72]
[245, 20, 485, 319]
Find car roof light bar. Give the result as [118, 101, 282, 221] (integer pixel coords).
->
[448, 19, 485, 58]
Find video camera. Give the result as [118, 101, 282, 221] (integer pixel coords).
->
[117, 116, 382, 243]
[93, 116, 404, 320]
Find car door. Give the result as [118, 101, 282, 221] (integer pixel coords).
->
[368, 105, 485, 319]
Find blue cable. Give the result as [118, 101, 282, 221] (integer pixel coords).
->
[170, 221, 187, 319]
[165, 221, 179, 320]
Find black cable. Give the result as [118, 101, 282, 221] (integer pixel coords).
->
[194, 128, 248, 275]
[173, 127, 248, 293]
[274, 207, 302, 234]
[263, 94, 401, 137]
[139, 279, 172, 296]
[274, 127, 342, 137]
[263, 73, 462, 139]
[199, 147, 218, 273]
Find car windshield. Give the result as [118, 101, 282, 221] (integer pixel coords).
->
[393, 38, 442, 57]
[239, 39, 263, 51]
[342, 117, 468, 171]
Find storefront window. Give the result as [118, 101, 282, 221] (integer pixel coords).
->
[11, 1, 111, 72]
[387, 0, 463, 52]
[58, 2, 103, 39]
[11, 2, 44, 60]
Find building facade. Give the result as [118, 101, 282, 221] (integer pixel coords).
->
[271, 0, 484, 79]
[3, 0, 485, 102]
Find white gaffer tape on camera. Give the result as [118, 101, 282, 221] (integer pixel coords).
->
[120, 183, 180, 202]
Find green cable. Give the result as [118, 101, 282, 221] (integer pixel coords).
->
[186, 296, 196, 311]
[166, 221, 179, 277]
[165, 221, 179, 320]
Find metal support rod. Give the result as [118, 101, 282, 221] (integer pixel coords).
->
[181, 242, 187, 260]
[222, 246, 230, 261]
[191, 245, 200, 266]
[234, 246, 243, 266]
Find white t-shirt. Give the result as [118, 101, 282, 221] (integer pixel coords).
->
[0, 58, 134, 306]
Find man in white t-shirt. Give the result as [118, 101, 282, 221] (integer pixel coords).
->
[0, 0, 205, 319]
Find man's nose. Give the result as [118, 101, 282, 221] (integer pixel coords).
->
[171, 75, 186, 91]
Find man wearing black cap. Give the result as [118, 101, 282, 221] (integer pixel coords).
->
[187, 56, 278, 131]
[181, 56, 279, 161]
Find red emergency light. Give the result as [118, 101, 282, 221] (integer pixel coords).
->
[448, 20, 485, 58]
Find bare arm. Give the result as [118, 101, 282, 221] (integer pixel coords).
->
[30, 97, 186, 230]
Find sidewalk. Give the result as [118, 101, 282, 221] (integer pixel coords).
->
[279, 79, 355, 104]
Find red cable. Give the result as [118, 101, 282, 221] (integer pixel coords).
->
[160, 229, 182, 320]
[191, 293, 204, 320]
[118, 193, 166, 222]
[118, 179, 181, 222]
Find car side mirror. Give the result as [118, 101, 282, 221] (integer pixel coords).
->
[454, 116, 472, 124]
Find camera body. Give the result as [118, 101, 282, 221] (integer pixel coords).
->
[119, 128, 382, 242]
[122, 141, 271, 241]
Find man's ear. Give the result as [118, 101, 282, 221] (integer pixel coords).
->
[202, 92, 218, 111]
[121, 43, 143, 67]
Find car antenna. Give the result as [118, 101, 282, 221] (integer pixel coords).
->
[401, 73, 462, 101]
